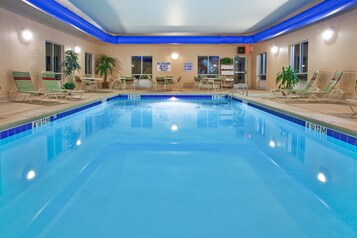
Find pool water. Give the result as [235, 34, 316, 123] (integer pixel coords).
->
[0, 99, 356, 238]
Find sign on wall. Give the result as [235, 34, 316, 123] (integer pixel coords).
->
[184, 62, 193, 71]
[157, 62, 171, 72]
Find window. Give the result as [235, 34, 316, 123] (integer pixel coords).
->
[131, 56, 152, 78]
[85, 52, 93, 75]
[290, 41, 308, 81]
[257, 52, 267, 80]
[198, 56, 219, 75]
[45, 41, 63, 80]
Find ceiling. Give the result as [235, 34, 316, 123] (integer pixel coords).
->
[1, 0, 356, 44]
[63, 0, 317, 35]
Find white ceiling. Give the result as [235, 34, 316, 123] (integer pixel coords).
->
[62, 0, 317, 35]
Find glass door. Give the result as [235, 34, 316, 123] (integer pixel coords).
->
[234, 56, 247, 84]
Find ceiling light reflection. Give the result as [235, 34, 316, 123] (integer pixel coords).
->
[269, 140, 276, 148]
[26, 170, 36, 180]
[171, 125, 178, 131]
[317, 172, 327, 183]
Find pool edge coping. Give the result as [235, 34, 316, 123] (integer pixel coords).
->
[0, 93, 356, 147]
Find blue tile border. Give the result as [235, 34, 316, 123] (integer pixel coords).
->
[0, 100, 103, 143]
[1, 94, 222, 143]
[0, 122, 32, 140]
[107, 94, 223, 101]
[231, 97, 242, 103]
[1, 94, 356, 149]
[107, 94, 128, 101]
[51, 101, 102, 122]
[246, 101, 357, 147]
[140, 94, 213, 100]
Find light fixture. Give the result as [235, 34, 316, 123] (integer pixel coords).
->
[322, 27, 335, 42]
[21, 29, 33, 42]
[76, 139, 81, 146]
[171, 52, 179, 60]
[74, 46, 81, 53]
[271, 45, 279, 55]
[171, 125, 178, 131]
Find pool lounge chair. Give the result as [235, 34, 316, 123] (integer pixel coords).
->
[155, 77, 166, 91]
[171, 76, 183, 90]
[270, 70, 319, 101]
[11, 71, 63, 103]
[346, 78, 357, 118]
[303, 70, 344, 102]
[123, 76, 136, 90]
[41, 72, 84, 100]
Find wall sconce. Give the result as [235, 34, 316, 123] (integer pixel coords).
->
[21, 29, 33, 42]
[271, 45, 279, 55]
[74, 46, 81, 53]
[171, 52, 179, 60]
[322, 27, 335, 42]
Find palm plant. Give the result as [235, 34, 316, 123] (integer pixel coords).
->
[61, 49, 81, 84]
[275, 66, 299, 89]
[96, 54, 116, 88]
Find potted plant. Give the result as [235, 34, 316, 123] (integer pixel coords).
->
[95, 54, 116, 89]
[61, 49, 81, 89]
[275, 66, 299, 89]
[220, 57, 233, 65]
[62, 82, 76, 90]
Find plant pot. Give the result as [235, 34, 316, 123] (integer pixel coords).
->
[102, 81, 109, 89]
[63, 82, 76, 90]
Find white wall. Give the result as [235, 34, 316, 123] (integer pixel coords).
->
[0, 7, 99, 96]
[1, 6, 357, 97]
[98, 44, 251, 88]
[251, 9, 357, 97]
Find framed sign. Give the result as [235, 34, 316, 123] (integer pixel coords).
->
[157, 62, 171, 72]
[184, 62, 193, 71]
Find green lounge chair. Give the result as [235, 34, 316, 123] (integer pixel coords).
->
[270, 70, 319, 101]
[11, 71, 62, 103]
[40, 71, 84, 99]
[346, 78, 357, 118]
[283, 70, 319, 101]
[304, 70, 343, 102]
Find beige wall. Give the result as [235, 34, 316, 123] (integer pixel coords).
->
[1, 6, 357, 97]
[0, 7, 99, 96]
[99, 44, 251, 88]
[251, 9, 357, 97]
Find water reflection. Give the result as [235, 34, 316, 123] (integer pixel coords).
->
[247, 109, 357, 230]
[63, 125, 81, 150]
[0, 104, 120, 197]
[0, 99, 356, 235]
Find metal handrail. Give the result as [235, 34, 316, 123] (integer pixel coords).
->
[230, 83, 248, 98]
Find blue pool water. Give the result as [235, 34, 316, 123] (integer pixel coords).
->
[0, 98, 356, 238]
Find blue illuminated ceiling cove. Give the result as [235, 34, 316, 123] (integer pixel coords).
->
[24, 0, 357, 44]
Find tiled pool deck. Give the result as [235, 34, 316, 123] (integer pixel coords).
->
[0, 88, 356, 143]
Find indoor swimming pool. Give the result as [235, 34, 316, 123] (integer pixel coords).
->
[0, 96, 356, 238]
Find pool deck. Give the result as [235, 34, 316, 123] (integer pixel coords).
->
[0, 88, 356, 136]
